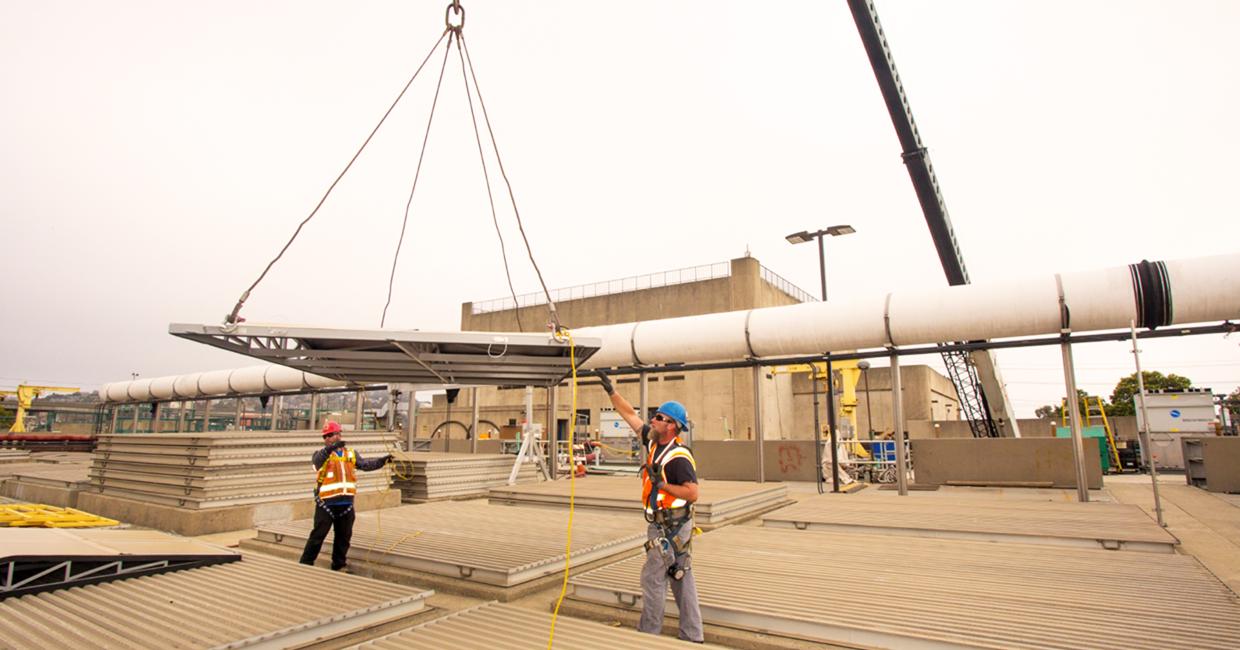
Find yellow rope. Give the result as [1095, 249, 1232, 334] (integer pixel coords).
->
[594, 441, 638, 457]
[547, 328, 578, 649]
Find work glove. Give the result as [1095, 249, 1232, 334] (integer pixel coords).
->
[332, 440, 346, 451]
[383, 454, 395, 464]
[596, 371, 615, 396]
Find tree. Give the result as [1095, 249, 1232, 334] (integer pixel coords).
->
[1034, 404, 1057, 419]
[1224, 387, 1240, 433]
[1034, 389, 1101, 420]
[1109, 371, 1193, 416]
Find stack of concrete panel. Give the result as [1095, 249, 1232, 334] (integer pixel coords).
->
[0, 449, 30, 464]
[390, 452, 540, 502]
[488, 475, 793, 529]
[88, 431, 394, 508]
[0, 464, 91, 508]
[566, 525, 1240, 650]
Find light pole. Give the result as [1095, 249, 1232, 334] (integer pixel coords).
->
[787, 225, 854, 493]
[785, 224, 855, 301]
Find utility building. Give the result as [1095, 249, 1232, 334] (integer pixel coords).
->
[414, 256, 960, 443]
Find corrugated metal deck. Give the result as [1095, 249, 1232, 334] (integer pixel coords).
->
[256, 500, 642, 587]
[568, 526, 1240, 650]
[0, 551, 433, 649]
[488, 476, 792, 528]
[762, 495, 1178, 552]
[347, 601, 726, 649]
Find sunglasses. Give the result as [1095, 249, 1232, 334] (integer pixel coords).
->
[322, 432, 339, 439]
[651, 414, 674, 423]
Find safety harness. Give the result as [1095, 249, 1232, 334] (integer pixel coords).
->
[641, 436, 696, 581]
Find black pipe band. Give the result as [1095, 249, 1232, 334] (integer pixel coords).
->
[1130, 259, 1173, 329]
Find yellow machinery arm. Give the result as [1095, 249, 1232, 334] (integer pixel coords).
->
[3, 385, 80, 433]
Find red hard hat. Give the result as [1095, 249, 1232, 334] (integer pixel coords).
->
[321, 420, 343, 435]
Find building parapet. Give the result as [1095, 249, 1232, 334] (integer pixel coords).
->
[470, 259, 816, 315]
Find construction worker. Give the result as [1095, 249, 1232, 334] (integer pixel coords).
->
[299, 420, 392, 571]
[597, 372, 703, 643]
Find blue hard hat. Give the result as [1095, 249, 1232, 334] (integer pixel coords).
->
[656, 401, 688, 430]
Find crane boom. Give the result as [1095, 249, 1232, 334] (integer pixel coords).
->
[846, 0, 1020, 437]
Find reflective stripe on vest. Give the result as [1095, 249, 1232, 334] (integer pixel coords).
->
[641, 439, 696, 513]
[316, 448, 358, 500]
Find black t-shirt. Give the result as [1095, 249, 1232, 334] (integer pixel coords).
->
[641, 424, 697, 486]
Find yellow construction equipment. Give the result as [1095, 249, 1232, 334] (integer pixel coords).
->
[773, 361, 870, 459]
[1061, 395, 1122, 470]
[1, 384, 79, 433]
[0, 504, 120, 528]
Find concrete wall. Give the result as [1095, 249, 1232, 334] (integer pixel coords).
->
[908, 418, 1057, 439]
[461, 257, 800, 331]
[691, 440, 820, 482]
[910, 438, 1103, 489]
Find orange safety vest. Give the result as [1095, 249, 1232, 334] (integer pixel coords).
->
[316, 448, 358, 500]
[640, 437, 696, 514]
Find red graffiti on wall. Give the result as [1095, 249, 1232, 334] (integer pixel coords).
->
[777, 444, 803, 473]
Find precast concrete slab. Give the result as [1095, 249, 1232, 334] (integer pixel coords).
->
[0, 464, 91, 508]
[89, 430, 394, 509]
[0, 551, 432, 649]
[488, 475, 792, 529]
[75, 487, 401, 536]
[252, 500, 642, 588]
[0, 449, 31, 464]
[568, 525, 1240, 650]
[390, 452, 541, 502]
[345, 601, 727, 649]
[761, 495, 1179, 553]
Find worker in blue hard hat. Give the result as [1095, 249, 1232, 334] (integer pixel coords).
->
[597, 371, 703, 643]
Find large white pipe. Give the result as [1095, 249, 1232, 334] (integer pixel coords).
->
[575, 253, 1240, 369]
[102, 365, 345, 404]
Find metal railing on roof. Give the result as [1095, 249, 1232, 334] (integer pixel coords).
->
[471, 262, 733, 314]
[760, 266, 819, 303]
[470, 260, 817, 315]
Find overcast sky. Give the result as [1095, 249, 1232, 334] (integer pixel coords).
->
[2, 1, 1238, 416]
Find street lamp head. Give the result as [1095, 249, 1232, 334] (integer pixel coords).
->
[785, 231, 813, 245]
[857, 360, 871, 370]
[825, 224, 855, 237]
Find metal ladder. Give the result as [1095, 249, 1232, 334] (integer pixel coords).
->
[1061, 396, 1122, 470]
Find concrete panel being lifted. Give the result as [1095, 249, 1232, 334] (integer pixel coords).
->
[568, 526, 1240, 650]
[762, 495, 1178, 553]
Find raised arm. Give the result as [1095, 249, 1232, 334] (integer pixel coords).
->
[597, 371, 644, 433]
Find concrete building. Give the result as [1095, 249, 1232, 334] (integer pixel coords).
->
[414, 256, 961, 443]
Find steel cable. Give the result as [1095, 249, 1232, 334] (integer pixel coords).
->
[380, 31, 457, 327]
[460, 34, 561, 331]
[455, 32, 523, 332]
[225, 29, 451, 327]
